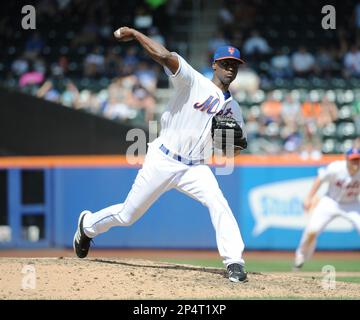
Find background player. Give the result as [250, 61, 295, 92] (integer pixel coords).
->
[73, 26, 248, 283]
[293, 147, 360, 270]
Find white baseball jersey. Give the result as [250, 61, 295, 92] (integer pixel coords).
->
[82, 52, 246, 267]
[295, 161, 360, 265]
[153, 53, 246, 161]
[318, 160, 360, 203]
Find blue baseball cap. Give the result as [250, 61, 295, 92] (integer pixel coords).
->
[346, 148, 360, 160]
[213, 46, 245, 64]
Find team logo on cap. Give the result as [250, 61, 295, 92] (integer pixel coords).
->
[228, 47, 235, 55]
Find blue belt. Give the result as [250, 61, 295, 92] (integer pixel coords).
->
[159, 144, 203, 166]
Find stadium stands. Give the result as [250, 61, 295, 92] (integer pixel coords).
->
[1, 0, 359, 155]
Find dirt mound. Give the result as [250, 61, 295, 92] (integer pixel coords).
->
[0, 258, 359, 299]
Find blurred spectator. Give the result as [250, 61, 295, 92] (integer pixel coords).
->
[243, 30, 271, 56]
[134, 6, 153, 30]
[11, 55, 29, 76]
[104, 48, 122, 78]
[24, 32, 45, 59]
[36, 80, 60, 103]
[50, 56, 69, 78]
[281, 94, 301, 125]
[353, 137, 360, 148]
[129, 82, 156, 121]
[84, 47, 105, 77]
[58, 56, 69, 74]
[270, 47, 292, 79]
[249, 135, 282, 154]
[76, 89, 100, 114]
[352, 98, 360, 134]
[315, 47, 337, 77]
[260, 92, 282, 123]
[230, 66, 260, 93]
[87, 92, 102, 114]
[301, 97, 322, 121]
[3, 0, 360, 149]
[300, 97, 321, 140]
[60, 81, 80, 107]
[103, 77, 138, 121]
[122, 47, 141, 75]
[33, 57, 47, 75]
[282, 122, 302, 154]
[343, 45, 360, 77]
[244, 106, 261, 142]
[317, 96, 338, 128]
[299, 141, 322, 160]
[19, 70, 44, 88]
[18, 60, 44, 91]
[134, 61, 158, 92]
[148, 27, 166, 46]
[291, 46, 315, 77]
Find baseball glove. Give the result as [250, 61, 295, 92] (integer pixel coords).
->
[211, 115, 247, 153]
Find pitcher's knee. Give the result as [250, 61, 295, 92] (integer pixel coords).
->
[118, 216, 134, 226]
[207, 195, 231, 212]
[115, 207, 144, 226]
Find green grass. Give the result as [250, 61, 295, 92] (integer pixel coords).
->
[160, 257, 360, 286]
[161, 258, 360, 273]
[302, 276, 360, 284]
[336, 277, 360, 284]
[159, 256, 360, 299]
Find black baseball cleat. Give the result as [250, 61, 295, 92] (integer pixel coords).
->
[227, 263, 248, 283]
[73, 211, 92, 258]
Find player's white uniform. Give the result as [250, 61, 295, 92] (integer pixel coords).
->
[295, 160, 360, 263]
[82, 53, 246, 266]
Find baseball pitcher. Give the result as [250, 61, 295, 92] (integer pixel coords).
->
[73, 27, 248, 282]
[293, 147, 360, 270]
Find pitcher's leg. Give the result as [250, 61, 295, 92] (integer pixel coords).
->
[339, 202, 360, 234]
[346, 211, 360, 234]
[295, 197, 337, 268]
[295, 229, 318, 268]
[176, 165, 245, 267]
[82, 149, 175, 238]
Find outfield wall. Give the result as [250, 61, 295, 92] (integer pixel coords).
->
[0, 155, 359, 250]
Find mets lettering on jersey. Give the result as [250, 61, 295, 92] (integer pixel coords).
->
[319, 160, 360, 203]
[193, 96, 234, 116]
[159, 53, 246, 160]
[216, 108, 233, 116]
[193, 96, 220, 114]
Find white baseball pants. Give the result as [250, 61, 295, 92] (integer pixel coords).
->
[295, 196, 360, 264]
[82, 142, 245, 266]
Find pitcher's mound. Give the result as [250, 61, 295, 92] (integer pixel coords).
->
[0, 258, 359, 299]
